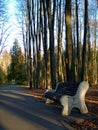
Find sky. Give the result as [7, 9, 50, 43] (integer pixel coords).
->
[2, 0, 98, 53]
[4, 0, 22, 52]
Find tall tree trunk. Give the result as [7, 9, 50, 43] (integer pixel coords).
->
[76, 0, 80, 81]
[31, 0, 35, 87]
[35, 0, 42, 88]
[42, 0, 49, 88]
[93, 17, 97, 83]
[81, 0, 88, 81]
[46, 0, 56, 89]
[27, 0, 33, 89]
[87, 20, 91, 82]
[57, 0, 63, 82]
[35, 0, 39, 88]
[65, 0, 73, 81]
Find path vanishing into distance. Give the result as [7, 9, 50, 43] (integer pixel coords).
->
[0, 85, 67, 130]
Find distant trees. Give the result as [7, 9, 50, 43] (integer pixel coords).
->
[7, 39, 27, 84]
[0, 67, 6, 83]
[0, 51, 11, 83]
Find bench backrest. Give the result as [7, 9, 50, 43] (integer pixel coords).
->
[56, 82, 80, 96]
[75, 81, 89, 99]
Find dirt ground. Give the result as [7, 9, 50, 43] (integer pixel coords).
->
[28, 84, 98, 129]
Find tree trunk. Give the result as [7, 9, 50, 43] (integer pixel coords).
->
[46, 0, 56, 89]
[42, 0, 49, 89]
[57, 0, 63, 82]
[76, 0, 80, 81]
[34, 0, 42, 88]
[65, 0, 73, 81]
[31, 0, 36, 88]
[27, 0, 32, 89]
[93, 18, 97, 83]
[81, 0, 88, 81]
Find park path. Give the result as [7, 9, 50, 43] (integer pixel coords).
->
[0, 85, 66, 130]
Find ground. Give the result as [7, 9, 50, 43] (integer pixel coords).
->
[29, 84, 98, 129]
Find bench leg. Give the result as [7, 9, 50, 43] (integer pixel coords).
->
[62, 105, 69, 116]
[61, 96, 72, 116]
[45, 98, 54, 104]
[62, 101, 88, 116]
[79, 101, 88, 114]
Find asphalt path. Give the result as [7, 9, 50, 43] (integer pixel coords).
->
[0, 86, 66, 130]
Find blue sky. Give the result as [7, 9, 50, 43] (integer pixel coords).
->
[4, 0, 22, 52]
[3, 0, 98, 52]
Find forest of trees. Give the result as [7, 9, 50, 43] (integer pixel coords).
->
[0, 0, 98, 89]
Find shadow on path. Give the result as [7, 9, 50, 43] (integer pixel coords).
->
[0, 86, 65, 130]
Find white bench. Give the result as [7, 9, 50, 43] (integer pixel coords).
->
[44, 81, 89, 116]
[60, 81, 89, 116]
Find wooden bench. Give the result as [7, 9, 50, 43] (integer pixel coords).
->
[44, 81, 89, 116]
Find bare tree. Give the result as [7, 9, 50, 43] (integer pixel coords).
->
[16, 0, 27, 63]
[0, 0, 10, 55]
[0, 22, 11, 54]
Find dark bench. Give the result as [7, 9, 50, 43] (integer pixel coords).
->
[44, 82, 80, 103]
[44, 81, 89, 116]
